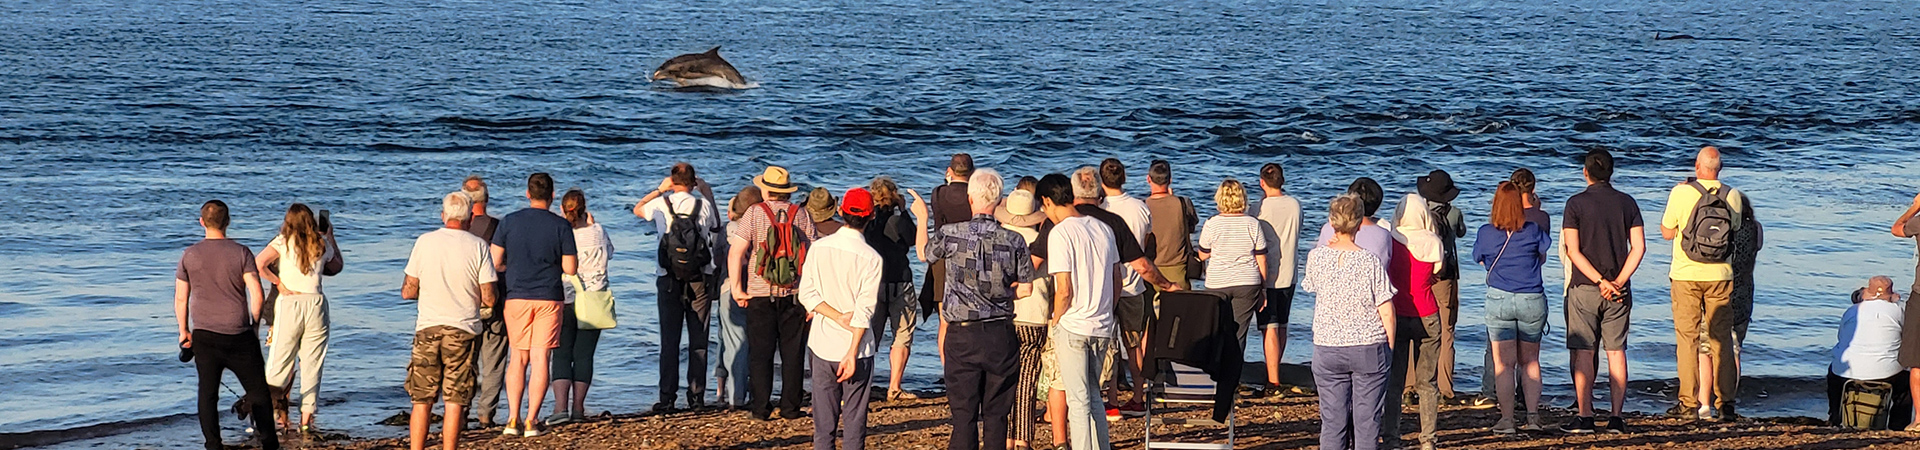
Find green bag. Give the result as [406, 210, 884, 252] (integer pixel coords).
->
[566, 274, 617, 330]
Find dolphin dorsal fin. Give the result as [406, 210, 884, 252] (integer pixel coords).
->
[706, 46, 721, 55]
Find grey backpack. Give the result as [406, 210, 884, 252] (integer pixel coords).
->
[1681, 180, 1736, 264]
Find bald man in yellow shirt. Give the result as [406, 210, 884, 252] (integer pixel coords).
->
[1659, 146, 1747, 421]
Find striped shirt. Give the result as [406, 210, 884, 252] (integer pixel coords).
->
[1197, 214, 1266, 288]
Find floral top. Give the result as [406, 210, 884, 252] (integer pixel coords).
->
[1301, 246, 1396, 347]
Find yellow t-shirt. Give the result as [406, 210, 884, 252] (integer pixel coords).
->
[1660, 180, 1744, 281]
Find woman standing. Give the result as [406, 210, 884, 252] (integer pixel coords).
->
[257, 203, 342, 433]
[1301, 194, 1397, 450]
[997, 178, 1050, 450]
[548, 189, 612, 425]
[1384, 193, 1444, 450]
[715, 185, 762, 408]
[864, 176, 929, 401]
[1474, 182, 1553, 433]
[1196, 179, 1269, 342]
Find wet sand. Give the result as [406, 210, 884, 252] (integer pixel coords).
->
[300, 393, 1920, 450]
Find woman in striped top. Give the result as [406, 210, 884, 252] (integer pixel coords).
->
[1197, 178, 1268, 343]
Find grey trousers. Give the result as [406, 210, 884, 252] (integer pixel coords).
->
[1314, 343, 1391, 450]
[471, 316, 508, 423]
[810, 352, 873, 450]
[1385, 315, 1442, 447]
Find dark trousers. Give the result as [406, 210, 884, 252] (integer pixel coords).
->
[811, 353, 874, 450]
[1827, 368, 1914, 428]
[944, 320, 1018, 450]
[1385, 314, 1442, 447]
[192, 329, 280, 450]
[657, 275, 713, 405]
[748, 295, 809, 416]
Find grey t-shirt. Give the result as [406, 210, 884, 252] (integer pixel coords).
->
[176, 238, 258, 335]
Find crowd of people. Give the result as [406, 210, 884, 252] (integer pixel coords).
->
[167, 147, 1920, 450]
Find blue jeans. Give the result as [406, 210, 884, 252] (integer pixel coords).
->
[1053, 328, 1112, 450]
[1484, 288, 1548, 343]
[1313, 343, 1391, 450]
[716, 286, 750, 406]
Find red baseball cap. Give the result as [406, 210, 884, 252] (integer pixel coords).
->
[841, 187, 874, 217]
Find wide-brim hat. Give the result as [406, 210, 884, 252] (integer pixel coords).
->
[994, 190, 1045, 228]
[754, 166, 799, 194]
[1417, 170, 1460, 204]
[805, 187, 836, 220]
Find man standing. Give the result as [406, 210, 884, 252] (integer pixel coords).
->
[1559, 149, 1647, 434]
[489, 172, 578, 437]
[929, 169, 1035, 450]
[633, 163, 722, 412]
[1097, 159, 1160, 416]
[1038, 173, 1120, 450]
[1891, 191, 1920, 428]
[729, 166, 820, 421]
[401, 193, 498, 450]
[1317, 178, 1393, 268]
[177, 200, 280, 450]
[1143, 160, 1198, 291]
[1659, 146, 1747, 421]
[799, 188, 883, 450]
[1254, 163, 1302, 395]
[460, 176, 508, 429]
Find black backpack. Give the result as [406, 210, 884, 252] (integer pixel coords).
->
[659, 198, 713, 281]
[1680, 180, 1737, 264]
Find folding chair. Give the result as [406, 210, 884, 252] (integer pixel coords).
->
[1842, 379, 1897, 430]
[1143, 361, 1234, 450]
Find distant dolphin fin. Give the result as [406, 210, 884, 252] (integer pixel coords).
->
[707, 46, 721, 55]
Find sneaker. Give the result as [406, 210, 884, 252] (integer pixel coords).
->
[571, 410, 588, 422]
[1118, 400, 1147, 418]
[522, 424, 544, 438]
[651, 402, 677, 414]
[1466, 395, 1497, 410]
[1603, 416, 1628, 434]
[544, 412, 572, 426]
[689, 397, 707, 410]
[779, 408, 807, 420]
[501, 420, 523, 437]
[748, 411, 773, 422]
[1402, 391, 1418, 406]
[1698, 406, 1721, 422]
[1664, 404, 1694, 419]
[1558, 416, 1596, 434]
[1490, 417, 1517, 434]
[1519, 413, 1545, 432]
[1105, 405, 1122, 422]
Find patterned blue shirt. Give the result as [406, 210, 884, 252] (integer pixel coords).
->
[930, 214, 1036, 322]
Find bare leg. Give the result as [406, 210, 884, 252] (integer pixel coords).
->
[1572, 349, 1596, 417]
[1130, 340, 1147, 399]
[1605, 349, 1629, 416]
[1493, 340, 1516, 423]
[890, 345, 911, 393]
[1697, 353, 1715, 413]
[506, 349, 528, 427]
[1264, 325, 1285, 386]
[1049, 389, 1068, 447]
[528, 349, 553, 431]
[1911, 369, 1920, 422]
[1520, 342, 1542, 415]
[409, 403, 432, 450]
[440, 403, 464, 450]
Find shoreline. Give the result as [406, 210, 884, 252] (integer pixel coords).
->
[291, 392, 1920, 450]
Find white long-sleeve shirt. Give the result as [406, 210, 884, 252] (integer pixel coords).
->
[799, 227, 883, 362]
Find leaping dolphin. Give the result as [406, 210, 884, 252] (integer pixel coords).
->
[651, 47, 757, 89]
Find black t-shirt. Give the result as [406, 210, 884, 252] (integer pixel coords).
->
[1031, 204, 1146, 264]
[863, 206, 917, 283]
[932, 182, 972, 228]
[1561, 182, 1644, 287]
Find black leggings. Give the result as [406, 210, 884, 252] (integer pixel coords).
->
[193, 329, 279, 450]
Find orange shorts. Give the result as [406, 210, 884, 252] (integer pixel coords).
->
[504, 300, 563, 351]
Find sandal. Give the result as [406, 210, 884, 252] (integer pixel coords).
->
[888, 389, 920, 401]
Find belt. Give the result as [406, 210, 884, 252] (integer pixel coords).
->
[949, 317, 1011, 327]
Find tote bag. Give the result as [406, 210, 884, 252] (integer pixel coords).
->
[565, 274, 617, 330]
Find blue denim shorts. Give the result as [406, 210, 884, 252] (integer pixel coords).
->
[1484, 288, 1548, 343]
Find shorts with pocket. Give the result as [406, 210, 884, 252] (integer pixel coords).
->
[505, 299, 563, 351]
[1484, 288, 1548, 343]
[1260, 287, 1296, 329]
[1564, 285, 1632, 351]
[876, 282, 920, 349]
[406, 325, 478, 404]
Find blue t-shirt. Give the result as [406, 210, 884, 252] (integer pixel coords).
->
[1472, 222, 1551, 294]
[493, 207, 578, 301]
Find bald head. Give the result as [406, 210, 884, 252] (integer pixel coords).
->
[1695, 146, 1722, 180]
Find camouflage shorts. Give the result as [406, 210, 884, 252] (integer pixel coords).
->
[406, 326, 477, 405]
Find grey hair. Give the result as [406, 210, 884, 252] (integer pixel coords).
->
[1328, 193, 1363, 235]
[968, 168, 1005, 210]
[1071, 166, 1101, 200]
[462, 175, 489, 205]
[443, 191, 473, 223]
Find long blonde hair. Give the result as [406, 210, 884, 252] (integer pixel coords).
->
[279, 203, 324, 275]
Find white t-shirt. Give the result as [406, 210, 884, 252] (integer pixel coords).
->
[1254, 195, 1303, 289]
[1198, 214, 1267, 288]
[1102, 194, 1152, 296]
[1048, 216, 1121, 338]
[798, 228, 883, 362]
[565, 223, 615, 304]
[403, 228, 498, 335]
[1833, 299, 1905, 380]
[268, 234, 337, 294]
[638, 191, 721, 277]
[1006, 224, 1052, 325]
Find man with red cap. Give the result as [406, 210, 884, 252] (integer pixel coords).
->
[799, 187, 883, 450]
[927, 168, 1037, 450]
